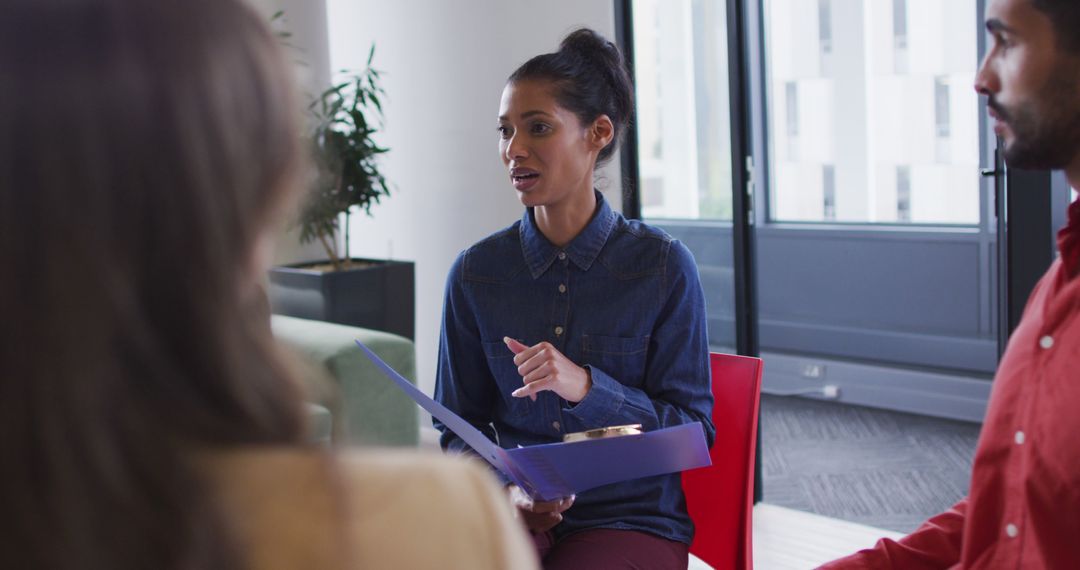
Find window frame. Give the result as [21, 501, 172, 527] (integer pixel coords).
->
[615, 0, 1063, 417]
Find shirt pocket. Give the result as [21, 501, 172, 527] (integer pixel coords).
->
[481, 340, 530, 417]
[581, 334, 651, 388]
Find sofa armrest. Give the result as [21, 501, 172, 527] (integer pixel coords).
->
[271, 314, 419, 447]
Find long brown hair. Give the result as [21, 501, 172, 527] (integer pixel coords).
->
[0, 0, 307, 567]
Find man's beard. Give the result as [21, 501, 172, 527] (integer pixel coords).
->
[991, 70, 1080, 171]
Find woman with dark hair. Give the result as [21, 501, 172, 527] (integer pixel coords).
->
[435, 28, 714, 569]
[0, 1, 535, 568]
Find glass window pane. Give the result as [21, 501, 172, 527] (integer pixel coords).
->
[765, 0, 980, 225]
[632, 0, 733, 220]
[818, 0, 832, 54]
[630, 0, 738, 353]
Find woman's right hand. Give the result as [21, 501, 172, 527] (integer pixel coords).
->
[508, 485, 575, 533]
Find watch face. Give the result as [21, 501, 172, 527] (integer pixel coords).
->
[562, 424, 643, 443]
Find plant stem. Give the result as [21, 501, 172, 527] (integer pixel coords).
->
[318, 232, 342, 272]
[344, 210, 351, 268]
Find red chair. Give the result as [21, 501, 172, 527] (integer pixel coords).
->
[683, 352, 764, 570]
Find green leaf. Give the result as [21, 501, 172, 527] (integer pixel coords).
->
[294, 42, 391, 246]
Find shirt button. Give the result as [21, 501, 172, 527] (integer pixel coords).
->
[554, 326, 564, 336]
[1015, 430, 1025, 445]
[552, 421, 561, 431]
[1005, 523, 1019, 538]
[558, 251, 567, 260]
[558, 284, 567, 293]
[1039, 335, 1054, 349]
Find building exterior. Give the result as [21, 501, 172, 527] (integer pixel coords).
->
[768, 0, 979, 224]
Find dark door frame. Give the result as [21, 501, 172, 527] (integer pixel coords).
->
[614, 0, 759, 360]
[615, 0, 762, 501]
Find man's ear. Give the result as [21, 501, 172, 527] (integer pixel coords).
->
[589, 115, 615, 152]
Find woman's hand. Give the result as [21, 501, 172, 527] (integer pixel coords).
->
[503, 337, 592, 403]
[508, 485, 575, 533]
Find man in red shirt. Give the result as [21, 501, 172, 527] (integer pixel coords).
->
[822, 0, 1080, 567]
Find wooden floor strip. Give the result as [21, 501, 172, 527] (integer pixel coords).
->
[752, 503, 904, 569]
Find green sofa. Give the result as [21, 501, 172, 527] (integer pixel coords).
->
[271, 315, 419, 447]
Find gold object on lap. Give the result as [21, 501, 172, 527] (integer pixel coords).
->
[562, 424, 643, 443]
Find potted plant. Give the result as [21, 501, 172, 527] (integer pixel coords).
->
[268, 46, 414, 340]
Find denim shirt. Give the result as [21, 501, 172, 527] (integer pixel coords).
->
[435, 191, 714, 545]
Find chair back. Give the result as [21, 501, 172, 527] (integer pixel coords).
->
[683, 352, 763, 570]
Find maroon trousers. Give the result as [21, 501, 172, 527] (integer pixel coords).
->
[531, 528, 689, 570]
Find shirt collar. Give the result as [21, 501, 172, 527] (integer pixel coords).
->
[519, 190, 618, 279]
[1057, 197, 1080, 278]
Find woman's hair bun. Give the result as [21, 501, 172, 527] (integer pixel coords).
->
[558, 28, 618, 62]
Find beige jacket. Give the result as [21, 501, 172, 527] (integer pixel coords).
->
[208, 448, 539, 569]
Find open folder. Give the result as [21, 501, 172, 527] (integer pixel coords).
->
[355, 340, 712, 501]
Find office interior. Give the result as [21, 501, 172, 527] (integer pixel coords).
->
[256, 0, 1075, 567]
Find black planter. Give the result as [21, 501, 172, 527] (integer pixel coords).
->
[268, 258, 415, 340]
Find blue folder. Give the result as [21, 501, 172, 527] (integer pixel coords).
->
[355, 340, 712, 501]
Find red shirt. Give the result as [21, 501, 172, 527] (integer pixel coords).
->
[822, 199, 1080, 569]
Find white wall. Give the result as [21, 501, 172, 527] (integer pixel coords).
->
[326, 1, 622, 394]
[246, 0, 335, 265]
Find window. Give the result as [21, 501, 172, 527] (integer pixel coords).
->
[622, 0, 1006, 424]
[823, 164, 836, 221]
[893, 0, 908, 47]
[627, 0, 742, 353]
[785, 82, 798, 136]
[935, 76, 951, 139]
[818, 0, 832, 54]
[894, 0, 908, 72]
[765, 0, 979, 224]
[896, 165, 912, 222]
[622, 0, 1008, 431]
[785, 81, 798, 159]
[632, 0, 733, 220]
[935, 76, 952, 163]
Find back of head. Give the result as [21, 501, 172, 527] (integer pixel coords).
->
[1034, 0, 1080, 54]
[509, 28, 635, 166]
[0, 0, 305, 567]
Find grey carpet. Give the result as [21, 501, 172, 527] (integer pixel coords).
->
[759, 394, 981, 533]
